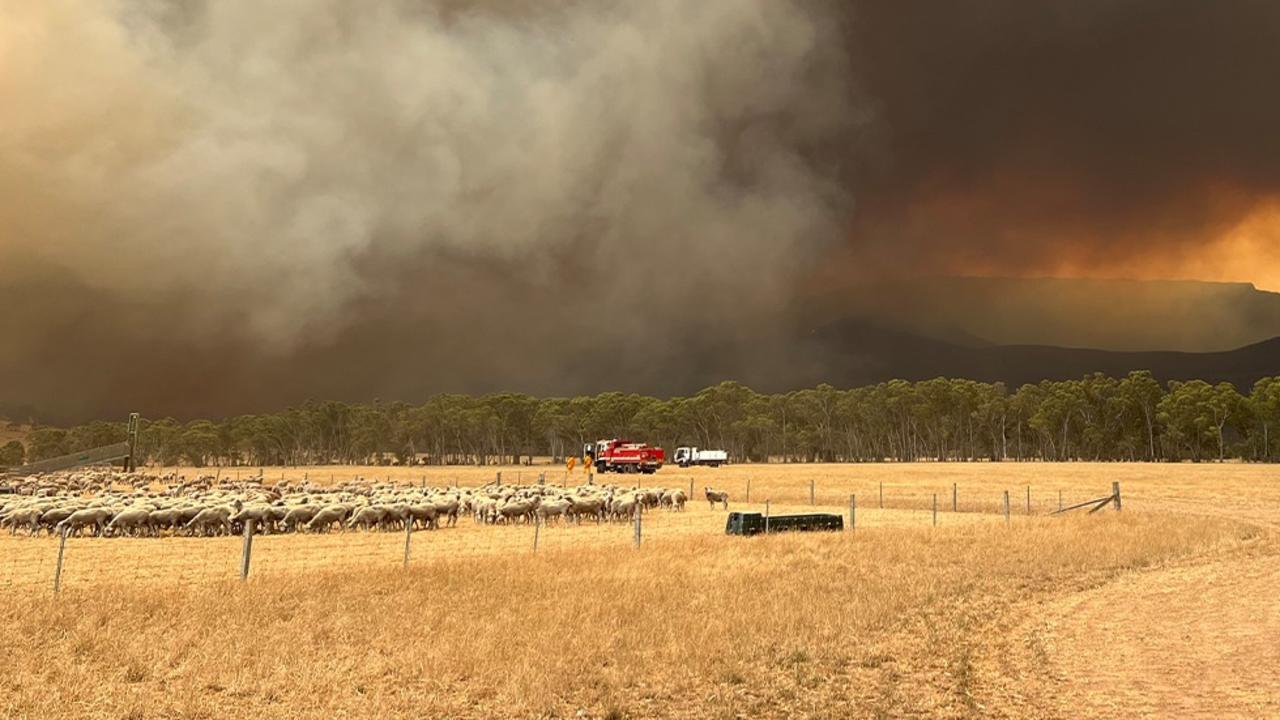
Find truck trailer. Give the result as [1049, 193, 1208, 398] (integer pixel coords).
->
[673, 447, 727, 468]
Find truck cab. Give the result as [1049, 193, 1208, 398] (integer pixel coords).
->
[674, 447, 695, 466]
[674, 446, 727, 468]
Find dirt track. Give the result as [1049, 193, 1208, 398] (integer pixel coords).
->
[974, 475, 1280, 719]
[1035, 551, 1280, 718]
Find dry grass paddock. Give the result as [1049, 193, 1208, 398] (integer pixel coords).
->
[0, 503, 999, 591]
[2, 462, 1277, 718]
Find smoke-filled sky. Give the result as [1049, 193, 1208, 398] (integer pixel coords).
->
[4, 0, 1280, 421]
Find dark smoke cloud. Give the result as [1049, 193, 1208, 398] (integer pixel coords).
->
[5, 0, 1280, 422]
[840, 0, 1280, 279]
[2, 0, 860, 421]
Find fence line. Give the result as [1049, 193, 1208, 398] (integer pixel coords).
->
[0, 479, 1121, 594]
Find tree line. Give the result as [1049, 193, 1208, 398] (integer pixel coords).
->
[10, 372, 1280, 468]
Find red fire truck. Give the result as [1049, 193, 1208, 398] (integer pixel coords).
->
[584, 439, 665, 474]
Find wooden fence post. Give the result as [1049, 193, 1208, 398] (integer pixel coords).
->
[632, 504, 641, 548]
[688, 477, 693, 499]
[240, 519, 256, 580]
[53, 525, 68, 593]
[534, 514, 541, 553]
[1003, 491, 1010, 523]
[496, 471, 502, 486]
[1112, 481, 1122, 512]
[952, 483, 957, 512]
[848, 494, 855, 533]
[1026, 485, 1031, 515]
[403, 518, 413, 567]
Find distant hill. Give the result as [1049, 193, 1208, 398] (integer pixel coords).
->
[10, 275, 1280, 423]
[809, 276, 1280, 352]
[785, 319, 1280, 391]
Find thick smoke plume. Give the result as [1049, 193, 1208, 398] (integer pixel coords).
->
[1, 0, 859, 420]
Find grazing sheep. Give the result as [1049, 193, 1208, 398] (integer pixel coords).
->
[57, 507, 115, 537]
[406, 504, 439, 530]
[148, 508, 184, 535]
[306, 506, 347, 533]
[108, 508, 156, 537]
[668, 489, 688, 512]
[430, 496, 460, 527]
[497, 499, 535, 525]
[11, 471, 703, 550]
[182, 507, 231, 537]
[567, 496, 605, 524]
[346, 506, 387, 532]
[281, 505, 320, 532]
[534, 498, 571, 525]
[3, 506, 44, 535]
[38, 507, 78, 535]
[610, 494, 639, 520]
[230, 505, 276, 534]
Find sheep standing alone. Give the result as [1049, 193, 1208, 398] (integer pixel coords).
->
[705, 487, 729, 510]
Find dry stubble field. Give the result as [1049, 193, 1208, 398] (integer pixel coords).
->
[2, 462, 1277, 719]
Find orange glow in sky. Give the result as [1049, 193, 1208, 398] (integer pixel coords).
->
[1067, 204, 1280, 293]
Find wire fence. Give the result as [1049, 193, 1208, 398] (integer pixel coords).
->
[0, 474, 1121, 595]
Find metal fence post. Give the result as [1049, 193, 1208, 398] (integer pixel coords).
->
[1003, 491, 1010, 524]
[848, 494, 855, 533]
[53, 526, 68, 593]
[240, 519, 255, 580]
[403, 518, 413, 567]
[952, 483, 958, 512]
[1026, 485, 1031, 515]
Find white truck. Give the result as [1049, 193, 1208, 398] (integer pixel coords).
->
[673, 447, 728, 468]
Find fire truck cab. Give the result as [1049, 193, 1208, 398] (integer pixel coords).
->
[584, 439, 665, 474]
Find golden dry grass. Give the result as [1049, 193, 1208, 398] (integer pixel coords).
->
[2, 462, 1276, 719]
[0, 503, 1000, 592]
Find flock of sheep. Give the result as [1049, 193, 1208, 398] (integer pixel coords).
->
[0, 469, 734, 539]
